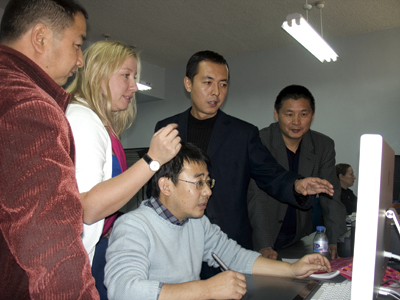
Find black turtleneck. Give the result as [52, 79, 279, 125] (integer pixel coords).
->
[187, 111, 217, 153]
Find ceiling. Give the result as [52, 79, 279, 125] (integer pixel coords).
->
[1, 0, 400, 68]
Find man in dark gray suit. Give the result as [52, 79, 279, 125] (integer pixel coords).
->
[247, 85, 347, 260]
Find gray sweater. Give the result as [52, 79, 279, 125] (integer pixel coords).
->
[105, 200, 260, 300]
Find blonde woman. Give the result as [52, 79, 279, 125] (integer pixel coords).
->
[66, 41, 180, 298]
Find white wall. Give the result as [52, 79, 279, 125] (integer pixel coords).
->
[122, 26, 400, 193]
[136, 60, 165, 102]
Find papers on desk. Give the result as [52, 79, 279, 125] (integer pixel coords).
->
[330, 257, 400, 286]
[282, 258, 341, 280]
[284, 257, 400, 283]
[282, 258, 299, 264]
[309, 270, 340, 279]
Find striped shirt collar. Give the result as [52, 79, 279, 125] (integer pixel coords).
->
[145, 197, 189, 226]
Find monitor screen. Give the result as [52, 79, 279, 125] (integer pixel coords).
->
[352, 134, 395, 299]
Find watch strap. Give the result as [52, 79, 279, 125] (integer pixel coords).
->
[143, 153, 152, 165]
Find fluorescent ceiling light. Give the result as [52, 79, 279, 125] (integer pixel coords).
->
[282, 13, 338, 63]
[137, 81, 152, 91]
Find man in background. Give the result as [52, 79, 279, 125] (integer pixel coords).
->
[247, 85, 347, 260]
[0, 0, 98, 298]
[154, 51, 335, 278]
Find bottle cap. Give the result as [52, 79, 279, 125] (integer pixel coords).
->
[316, 226, 325, 231]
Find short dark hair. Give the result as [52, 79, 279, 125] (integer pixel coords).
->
[151, 142, 211, 198]
[0, 0, 88, 43]
[336, 163, 351, 178]
[185, 50, 230, 82]
[274, 85, 315, 114]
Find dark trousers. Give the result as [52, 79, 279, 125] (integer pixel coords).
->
[91, 237, 109, 300]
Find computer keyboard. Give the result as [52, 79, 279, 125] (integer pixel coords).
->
[310, 280, 351, 300]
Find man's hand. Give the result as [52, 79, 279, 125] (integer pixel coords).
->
[294, 178, 334, 196]
[329, 244, 339, 259]
[159, 270, 246, 300]
[205, 271, 247, 300]
[290, 254, 331, 279]
[259, 247, 278, 260]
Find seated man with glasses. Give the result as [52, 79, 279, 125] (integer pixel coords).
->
[105, 142, 331, 300]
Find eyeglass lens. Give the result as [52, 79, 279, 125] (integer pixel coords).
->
[198, 179, 214, 189]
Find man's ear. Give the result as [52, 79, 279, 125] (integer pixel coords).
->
[31, 23, 49, 54]
[273, 109, 279, 121]
[339, 174, 344, 181]
[158, 177, 172, 196]
[184, 76, 192, 93]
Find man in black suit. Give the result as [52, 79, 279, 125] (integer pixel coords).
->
[154, 50, 334, 278]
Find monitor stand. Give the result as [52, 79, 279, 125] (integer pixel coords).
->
[379, 208, 400, 299]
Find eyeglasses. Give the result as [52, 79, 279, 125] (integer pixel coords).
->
[178, 178, 215, 190]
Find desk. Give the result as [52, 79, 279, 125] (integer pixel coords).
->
[243, 274, 318, 300]
[241, 233, 342, 299]
[244, 232, 393, 299]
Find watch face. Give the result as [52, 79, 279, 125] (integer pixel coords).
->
[149, 160, 160, 171]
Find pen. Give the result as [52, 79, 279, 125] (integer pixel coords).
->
[212, 252, 230, 271]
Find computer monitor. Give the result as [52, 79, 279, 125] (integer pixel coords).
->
[352, 134, 395, 299]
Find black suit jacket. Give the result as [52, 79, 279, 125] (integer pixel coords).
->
[155, 108, 310, 249]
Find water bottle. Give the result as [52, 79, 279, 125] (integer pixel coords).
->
[313, 226, 329, 258]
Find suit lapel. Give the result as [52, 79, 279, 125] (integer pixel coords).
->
[270, 123, 290, 170]
[177, 108, 190, 141]
[298, 131, 316, 177]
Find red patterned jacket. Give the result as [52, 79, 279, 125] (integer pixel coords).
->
[0, 45, 98, 299]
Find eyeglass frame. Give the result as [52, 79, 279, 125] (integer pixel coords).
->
[177, 178, 215, 190]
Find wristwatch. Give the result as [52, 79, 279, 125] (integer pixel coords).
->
[143, 153, 160, 171]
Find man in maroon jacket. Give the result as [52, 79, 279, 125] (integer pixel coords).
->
[0, 0, 98, 298]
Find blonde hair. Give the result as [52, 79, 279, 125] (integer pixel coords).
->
[67, 40, 140, 138]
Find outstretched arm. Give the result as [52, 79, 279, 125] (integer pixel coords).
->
[294, 178, 334, 196]
[160, 253, 331, 299]
[252, 253, 331, 279]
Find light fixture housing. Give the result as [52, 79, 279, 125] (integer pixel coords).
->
[282, 13, 338, 63]
[137, 81, 152, 91]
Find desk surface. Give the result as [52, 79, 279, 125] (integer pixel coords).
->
[246, 232, 392, 300]
[243, 274, 318, 300]
[241, 233, 339, 300]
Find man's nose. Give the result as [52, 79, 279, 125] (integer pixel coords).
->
[211, 82, 220, 97]
[202, 185, 212, 197]
[76, 48, 84, 68]
[292, 115, 300, 124]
